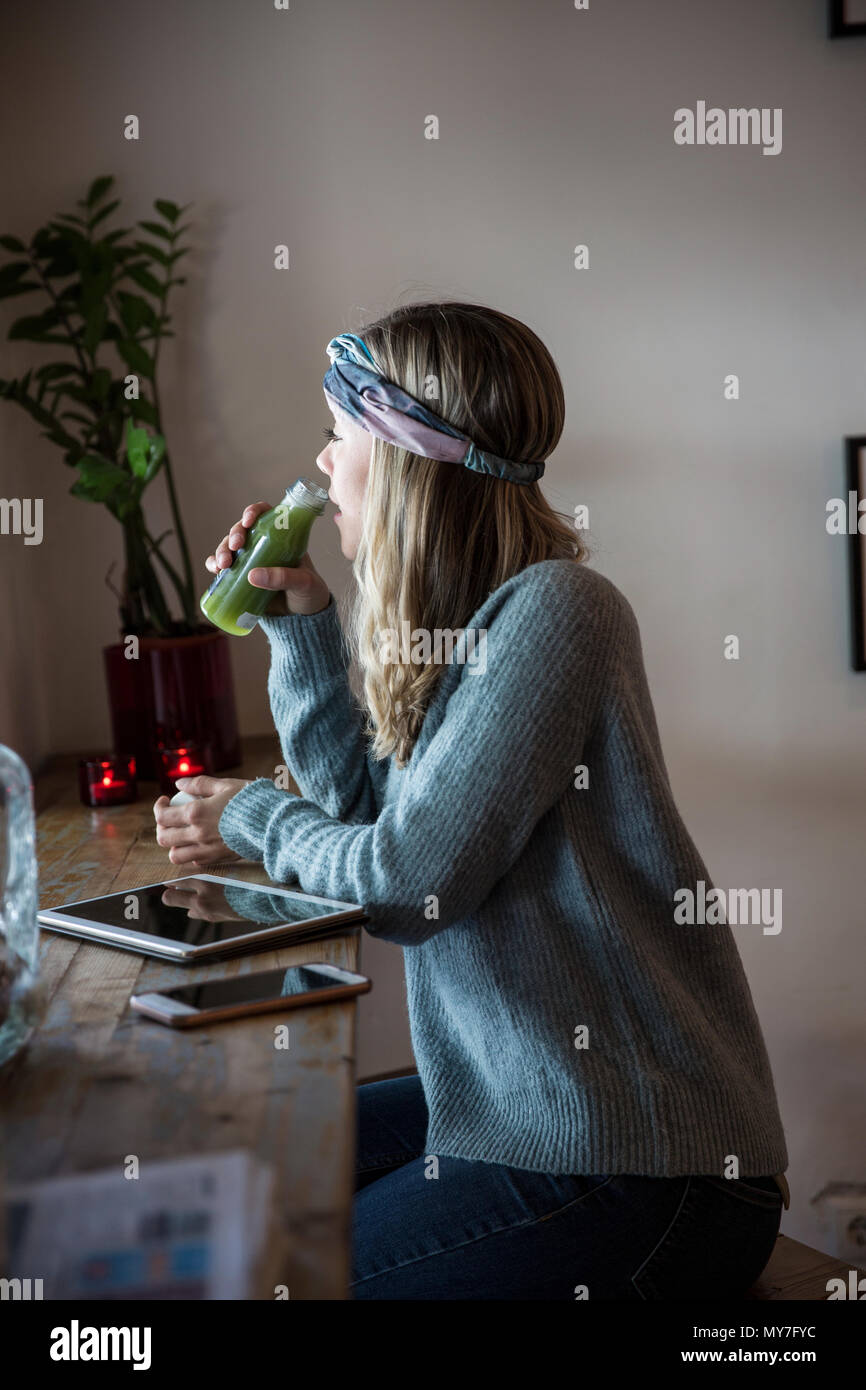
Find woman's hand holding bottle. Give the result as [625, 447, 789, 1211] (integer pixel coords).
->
[205, 501, 331, 617]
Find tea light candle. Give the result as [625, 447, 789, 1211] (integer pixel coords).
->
[78, 755, 138, 807]
[157, 742, 213, 796]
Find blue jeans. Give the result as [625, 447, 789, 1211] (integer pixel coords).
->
[350, 1075, 783, 1300]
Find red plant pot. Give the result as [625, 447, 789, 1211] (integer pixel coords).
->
[103, 629, 241, 781]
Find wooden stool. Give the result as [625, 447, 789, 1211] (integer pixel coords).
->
[746, 1234, 854, 1299]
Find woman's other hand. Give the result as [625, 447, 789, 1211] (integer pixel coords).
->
[153, 775, 250, 867]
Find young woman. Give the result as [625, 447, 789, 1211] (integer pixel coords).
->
[153, 301, 788, 1301]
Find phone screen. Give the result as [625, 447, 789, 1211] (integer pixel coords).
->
[164, 966, 344, 1011]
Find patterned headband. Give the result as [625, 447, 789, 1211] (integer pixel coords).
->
[322, 332, 546, 485]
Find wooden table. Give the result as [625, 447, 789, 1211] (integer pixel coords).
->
[0, 735, 360, 1300]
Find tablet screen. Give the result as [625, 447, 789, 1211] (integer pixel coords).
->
[42, 877, 353, 949]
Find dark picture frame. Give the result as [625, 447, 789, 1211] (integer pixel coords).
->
[846, 437, 866, 671]
[829, 1, 866, 36]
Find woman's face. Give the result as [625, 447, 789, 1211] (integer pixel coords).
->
[315, 397, 372, 560]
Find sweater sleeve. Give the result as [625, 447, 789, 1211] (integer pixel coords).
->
[254, 596, 389, 823]
[218, 562, 625, 946]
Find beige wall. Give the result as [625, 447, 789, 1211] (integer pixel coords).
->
[1, 0, 864, 1255]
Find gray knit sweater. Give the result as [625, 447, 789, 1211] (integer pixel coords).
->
[218, 558, 788, 1177]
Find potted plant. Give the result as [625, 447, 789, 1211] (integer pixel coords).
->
[0, 176, 240, 777]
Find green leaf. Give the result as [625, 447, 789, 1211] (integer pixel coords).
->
[124, 418, 165, 484]
[130, 395, 158, 427]
[138, 220, 174, 242]
[77, 256, 113, 314]
[145, 431, 166, 478]
[85, 176, 115, 208]
[154, 199, 180, 224]
[8, 308, 64, 341]
[52, 213, 87, 228]
[124, 264, 163, 297]
[71, 454, 130, 503]
[35, 362, 83, 405]
[116, 290, 157, 335]
[126, 426, 148, 478]
[43, 226, 88, 257]
[55, 381, 95, 407]
[105, 407, 127, 447]
[0, 280, 41, 300]
[166, 248, 190, 264]
[45, 423, 86, 450]
[43, 431, 84, 457]
[82, 302, 108, 355]
[2, 381, 81, 449]
[36, 227, 80, 256]
[90, 366, 112, 400]
[133, 239, 170, 267]
[117, 338, 155, 377]
[60, 410, 98, 427]
[55, 280, 81, 304]
[88, 199, 120, 231]
[34, 362, 81, 383]
[42, 252, 78, 277]
[0, 261, 31, 288]
[0, 235, 26, 252]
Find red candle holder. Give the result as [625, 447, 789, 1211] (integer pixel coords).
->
[78, 754, 138, 808]
[157, 741, 214, 796]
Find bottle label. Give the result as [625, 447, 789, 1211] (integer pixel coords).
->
[235, 612, 260, 630]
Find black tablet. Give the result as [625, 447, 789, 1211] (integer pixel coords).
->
[37, 874, 366, 961]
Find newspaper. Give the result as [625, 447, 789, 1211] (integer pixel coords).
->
[3, 1149, 277, 1299]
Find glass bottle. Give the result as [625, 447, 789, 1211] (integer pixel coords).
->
[0, 744, 40, 1069]
[199, 478, 329, 637]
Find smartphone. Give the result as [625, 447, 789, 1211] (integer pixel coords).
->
[130, 962, 371, 1028]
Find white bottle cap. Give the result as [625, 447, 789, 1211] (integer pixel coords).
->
[169, 789, 201, 806]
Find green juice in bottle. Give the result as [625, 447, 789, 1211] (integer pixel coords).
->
[200, 477, 329, 636]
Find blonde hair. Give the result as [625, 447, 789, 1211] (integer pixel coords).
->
[340, 301, 589, 768]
